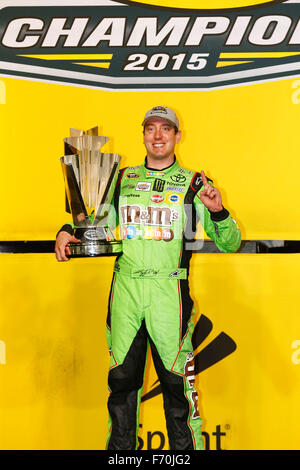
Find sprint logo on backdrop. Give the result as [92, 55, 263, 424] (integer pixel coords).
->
[139, 313, 237, 450]
[1, 0, 300, 90]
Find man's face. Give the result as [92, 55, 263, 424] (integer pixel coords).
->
[143, 117, 181, 161]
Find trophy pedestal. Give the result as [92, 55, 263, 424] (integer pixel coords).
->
[67, 226, 122, 258]
[67, 240, 122, 258]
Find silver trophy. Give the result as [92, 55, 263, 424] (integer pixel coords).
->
[60, 127, 122, 257]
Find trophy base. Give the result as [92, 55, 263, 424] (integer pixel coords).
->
[67, 240, 122, 258]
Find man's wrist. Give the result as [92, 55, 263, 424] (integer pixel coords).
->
[209, 207, 229, 221]
[209, 205, 223, 213]
[56, 224, 74, 238]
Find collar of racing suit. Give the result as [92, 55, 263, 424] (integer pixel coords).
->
[144, 156, 180, 175]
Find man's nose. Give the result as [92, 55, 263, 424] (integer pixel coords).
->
[154, 127, 162, 138]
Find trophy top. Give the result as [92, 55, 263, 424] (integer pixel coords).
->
[63, 126, 109, 153]
[69, 127, 99, 137]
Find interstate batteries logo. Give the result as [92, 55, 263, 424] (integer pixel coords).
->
[1, 0, 300, 89]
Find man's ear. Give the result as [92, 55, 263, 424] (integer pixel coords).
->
[176, 130, 182, 144]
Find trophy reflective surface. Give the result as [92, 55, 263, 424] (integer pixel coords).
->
[60, 127, 122, 257]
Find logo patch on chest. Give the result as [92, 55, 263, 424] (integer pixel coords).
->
[151, 194, 164, 203]
[165, 192, 183, 204]
[135, 181, 151, 191]
[153, 179, 165, 192]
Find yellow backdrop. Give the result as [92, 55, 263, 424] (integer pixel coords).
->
[0, 253, 299, 450]
[0, 75, 299, 241]
[0, 0, 300, 452]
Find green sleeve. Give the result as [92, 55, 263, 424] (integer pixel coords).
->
[193, 191, 241, 253]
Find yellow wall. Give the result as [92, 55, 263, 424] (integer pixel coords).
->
[0, 0, 300, 452]
[0, 253, 299, 450]
[0, 75, 300, 240]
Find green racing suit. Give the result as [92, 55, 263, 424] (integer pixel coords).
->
[105, 158, 241, 450]
[58, 157, 241, 450]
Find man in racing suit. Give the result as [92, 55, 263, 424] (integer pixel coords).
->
[55, 106, 241, 451]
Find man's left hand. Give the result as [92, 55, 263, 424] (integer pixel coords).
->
[199, 170, 223, 212]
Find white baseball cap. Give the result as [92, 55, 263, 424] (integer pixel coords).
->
[142, 106, 179, 129]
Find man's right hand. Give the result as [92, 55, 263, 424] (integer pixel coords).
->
[55, 231, 81, 261]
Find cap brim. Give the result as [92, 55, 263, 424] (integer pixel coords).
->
[142, 116, 177, 127]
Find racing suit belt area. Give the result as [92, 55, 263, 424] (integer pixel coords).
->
[105, 158, 241, 450]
